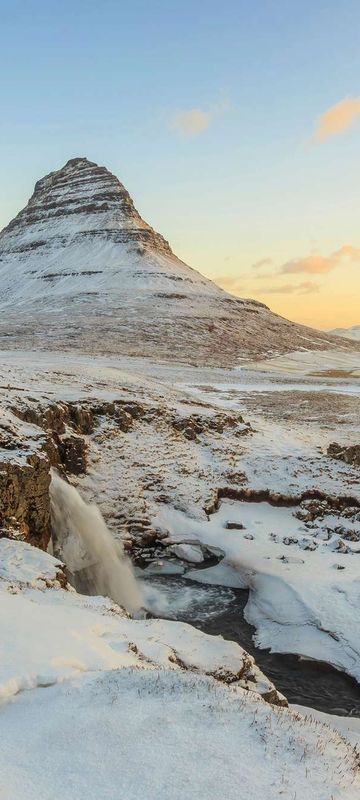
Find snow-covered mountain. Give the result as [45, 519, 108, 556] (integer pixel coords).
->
[328, 325, 360, 342]
[0, 157, 354, 364]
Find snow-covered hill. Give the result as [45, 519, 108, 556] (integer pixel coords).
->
[0, 157, 353, 364]
[329, 325, 360, 342]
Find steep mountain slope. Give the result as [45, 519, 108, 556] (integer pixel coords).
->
[0, 157, 353, 365]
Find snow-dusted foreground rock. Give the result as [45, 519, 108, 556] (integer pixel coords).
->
[1, 539, 360, 800]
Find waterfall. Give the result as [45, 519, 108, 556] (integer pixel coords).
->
[50, 471, 143, 615]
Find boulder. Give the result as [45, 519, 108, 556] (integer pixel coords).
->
[168, 543, 205, 564]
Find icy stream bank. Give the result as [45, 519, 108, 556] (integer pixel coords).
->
[141, 574, 360, 716]
[149, 496, 360, 684]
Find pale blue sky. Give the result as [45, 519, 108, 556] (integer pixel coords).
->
[1, 0, 360, 327]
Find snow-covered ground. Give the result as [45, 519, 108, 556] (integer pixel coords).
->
[1, 347, 360, 676]
[292, 705, 360, 748]
[155, 497, 360, 681]
[1, 346, 360, 797]
[3, 571, 270, 698]
[3, 670, 360, 800]
[0, 538, 283, 703]
[1, 538, 360, 800]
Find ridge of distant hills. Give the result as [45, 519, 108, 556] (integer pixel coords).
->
[328, 325, 360, 342]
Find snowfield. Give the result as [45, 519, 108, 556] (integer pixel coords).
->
[3, 670, 360, 800]
[1, 538, 360, 800]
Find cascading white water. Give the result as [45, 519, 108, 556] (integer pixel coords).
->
[50, 471, 143, 615]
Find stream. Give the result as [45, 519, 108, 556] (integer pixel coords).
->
[142, 574, 360, 717]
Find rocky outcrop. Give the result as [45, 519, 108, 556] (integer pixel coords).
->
[172, 412, 251, 441]
[0, 454, 51, 548]
[57, 434, 87, 475]
[13, 401, 94, 436]
[5, 391, 359, 557]
[0, 397, 149, 548]
[205, 485, 360, 516]
[11, 398, 147, 477]
[12, 402, 89, 476]
[327, 442, 360, 467]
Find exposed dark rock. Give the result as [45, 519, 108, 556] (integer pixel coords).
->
[58, 434, 87, 475]
[0, 423, 22, 450]
[295, 498, 330, 522]
[114, 408, 133, 432]
[14, 402, 68, 434]
[327, 442, 360, 467]
[223, 470, 247, 485]
[0, 521, 27, 541]
[172, 412, 249, 442]
[117, 401, 145, 420]
[0, 453, 51, 549]
[69, 405, 94, 434]
[225, 521, 246, 530]
[261, 688, 288, 707]
[205, 486, 360, 516]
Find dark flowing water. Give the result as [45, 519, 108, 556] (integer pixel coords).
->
[143, 574, 360, 717]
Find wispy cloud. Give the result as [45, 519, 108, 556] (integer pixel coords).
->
[169, 97, 229, 137]
[281, 244, 360, 274]
[259, 281, 319, 295]
[312, 97, 360, 142]
[252, 257, 273, 270]
[170, 109, 211, 136]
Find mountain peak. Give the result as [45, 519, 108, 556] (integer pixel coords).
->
[33, 156, 96, 191]
[0, 158, 355, 365]
[64, 156, 94, 167]
[2, 157, 173, 258]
